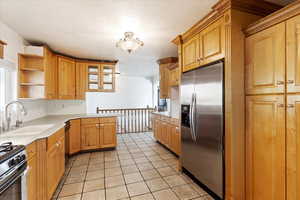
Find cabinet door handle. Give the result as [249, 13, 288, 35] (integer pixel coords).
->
[287, 104, 295, 108]
[277, 104, 285, 108]
[277, 81, 285, 85]
[287, 80, 295, 84]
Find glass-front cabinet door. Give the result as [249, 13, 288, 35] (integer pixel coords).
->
[102, 64, 115, 92]
[87, 64, 101, 91]
[86, 63, 115, 92]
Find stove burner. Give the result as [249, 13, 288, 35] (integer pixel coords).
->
[0, 142, 14, 153]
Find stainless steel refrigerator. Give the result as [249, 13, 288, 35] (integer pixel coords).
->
[181, 61, 224, 199]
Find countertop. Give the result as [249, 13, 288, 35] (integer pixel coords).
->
[152, 111, 173, 118]
[0, 113, 120, 146]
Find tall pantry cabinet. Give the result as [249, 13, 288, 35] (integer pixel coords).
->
[245, 3, 300, 200]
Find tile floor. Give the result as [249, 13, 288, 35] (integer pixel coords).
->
[52, 132, 214, 200]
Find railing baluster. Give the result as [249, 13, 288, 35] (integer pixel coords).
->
[96, 107, 155, 134]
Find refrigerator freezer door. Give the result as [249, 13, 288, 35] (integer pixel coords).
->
[181, 70, 198, 176]
[193, 62, 224, 198]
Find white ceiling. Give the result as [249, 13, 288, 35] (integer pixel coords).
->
[0, 0, 217, 77]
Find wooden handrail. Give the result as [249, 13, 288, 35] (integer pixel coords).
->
[96, 106, 156, 134]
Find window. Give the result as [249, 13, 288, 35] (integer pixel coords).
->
[0, 68, 5, 110]
[0, 66, 16, 111]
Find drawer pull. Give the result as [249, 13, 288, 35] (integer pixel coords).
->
[277, 104, 285, 108]
[287, 80, 295, 84]
[287, 104, 295, 108]
[277, 81, 285, 85]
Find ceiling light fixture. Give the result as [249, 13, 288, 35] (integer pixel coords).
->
[116, 32, 144, 53]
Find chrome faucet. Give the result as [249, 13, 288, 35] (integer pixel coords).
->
[5, 101, 27, 131]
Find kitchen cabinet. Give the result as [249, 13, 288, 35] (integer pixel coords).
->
[246, 95, 286, 200]
[199, 17, 225, 66]
[76, 62, 87, 99]
[182, 17, 225, 72]
[170, 125, 180, 155]
[58, 56, 76, 99]
[45, 47, 58, 99]
[46, 128, 65, 200]
[100, 122, 117, 148]
[86, 63, 116, 92]
[81, 123, 100, 150]
[152, 114, 180, 155]
[182, 35, 199, 72]
[287, 15, 300, 94]
[68, 119, 81, 155]
[26, 142, 37, 200]
[287, 95, 300, 200]
[245, 22, 285, 95]
[159, 65, 170, 99]
[157, 57, 178, 99]
[169, 64, 180, 87]
[81, 117, 117, 150]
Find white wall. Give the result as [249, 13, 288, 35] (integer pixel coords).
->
[0, 20, 156, 121]
[47, 100, 86, 115]
[86, 75, 153, 113]
[170, 87, 180, 119]
[0, 21, 48, 121]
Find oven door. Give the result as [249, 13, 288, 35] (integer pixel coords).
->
[0, 164, 27, 200]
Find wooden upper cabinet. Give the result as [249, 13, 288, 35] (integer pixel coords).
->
[76, 62, 87, 99]
[245, 22, 285, 95]
[58, 56, 76, 99]
[45, 48, 58, 99]
[199, 17, 225, 66]
[170, 67, 180, 86]
[81, 123, 100, 150]
[286, 95, 300, 200]
[246, 95, 286, 200]
[159, 64, 170, 98]
[182, 35, 199, 72]
[69, 119, 81, 155]
[287, 15, 300, 94]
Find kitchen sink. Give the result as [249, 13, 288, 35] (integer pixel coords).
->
[3, 124, 54, 136]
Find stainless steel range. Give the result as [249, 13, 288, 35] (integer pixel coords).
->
[0, 142, 28, 200]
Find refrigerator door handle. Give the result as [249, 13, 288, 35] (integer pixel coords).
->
[189, 93, 195, 141]
[191, 93, 197, 142]
[192, 93, 197, 140]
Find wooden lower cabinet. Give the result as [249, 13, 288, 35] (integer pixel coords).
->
[68, 119, 81, 154]
[100, 122, 117, 148]
[246, 95, 286, 200]
[170, 126, 180, 155]
[152, 115, 180, 155]
[46, 128, 65, 200]
[81, 117, 117, 150]
[81, 123, 100, 150]
[46, 144, 58, 200]
[26, 143, 37, 200]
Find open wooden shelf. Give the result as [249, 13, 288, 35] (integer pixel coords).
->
[20, 83, 45, 86]
[19, 53, 44, 59]
[20, 67, 44, 72]
[18, 51, 46, 99]
[88, 72, 98, 75]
